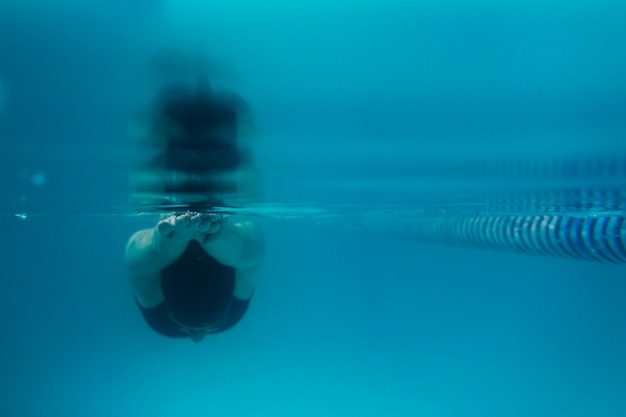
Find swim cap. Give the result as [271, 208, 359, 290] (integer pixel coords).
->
[160, 240, 234, 328]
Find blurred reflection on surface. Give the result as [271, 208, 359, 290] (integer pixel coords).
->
[131, 72, 260, 213]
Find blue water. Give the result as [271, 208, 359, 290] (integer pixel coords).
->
[1, 1, 625, 416]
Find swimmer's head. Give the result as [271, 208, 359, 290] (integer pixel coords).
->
[160, 243, 233, 331]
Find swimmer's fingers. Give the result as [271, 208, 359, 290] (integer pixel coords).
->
[157, 212, 221, 243]
[197, 220, 222, 244]
[198, 220, 221, 237]
[157, 219, 175, 238]
[184, 213, 204, 234]
[198, 213, 222, 233]
[175, 212, 208, 226]
[198, 217, 212, 234]
[175, 213, 194, 226]
[188, 212, 206, 226]
[158, 212, 202, 241]
[197, 212, 222, 222]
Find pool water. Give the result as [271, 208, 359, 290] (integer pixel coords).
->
[1, 2, 625, 417]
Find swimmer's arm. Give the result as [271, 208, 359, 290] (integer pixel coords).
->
[125, 228, 173, 274]
[201, 219, 266, 300]
[125, 214, 200, 276]
[124, 227, 180, 308]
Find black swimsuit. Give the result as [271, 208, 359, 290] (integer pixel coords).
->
[136, 240, 251, 338]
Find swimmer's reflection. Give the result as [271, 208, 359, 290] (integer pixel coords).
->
[132, 76, 257, 206]
[126, 77, 264, 342]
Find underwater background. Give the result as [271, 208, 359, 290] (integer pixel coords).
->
[1, 1, 625, 416]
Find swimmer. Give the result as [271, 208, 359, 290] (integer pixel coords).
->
[125, 212, 265, 342]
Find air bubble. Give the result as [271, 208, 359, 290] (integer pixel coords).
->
[30, 171, 47, 187]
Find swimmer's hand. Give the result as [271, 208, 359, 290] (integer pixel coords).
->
[196, 213, 223, 244]
[157, 212, 207, 242]
[154, 212, 222, 257]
